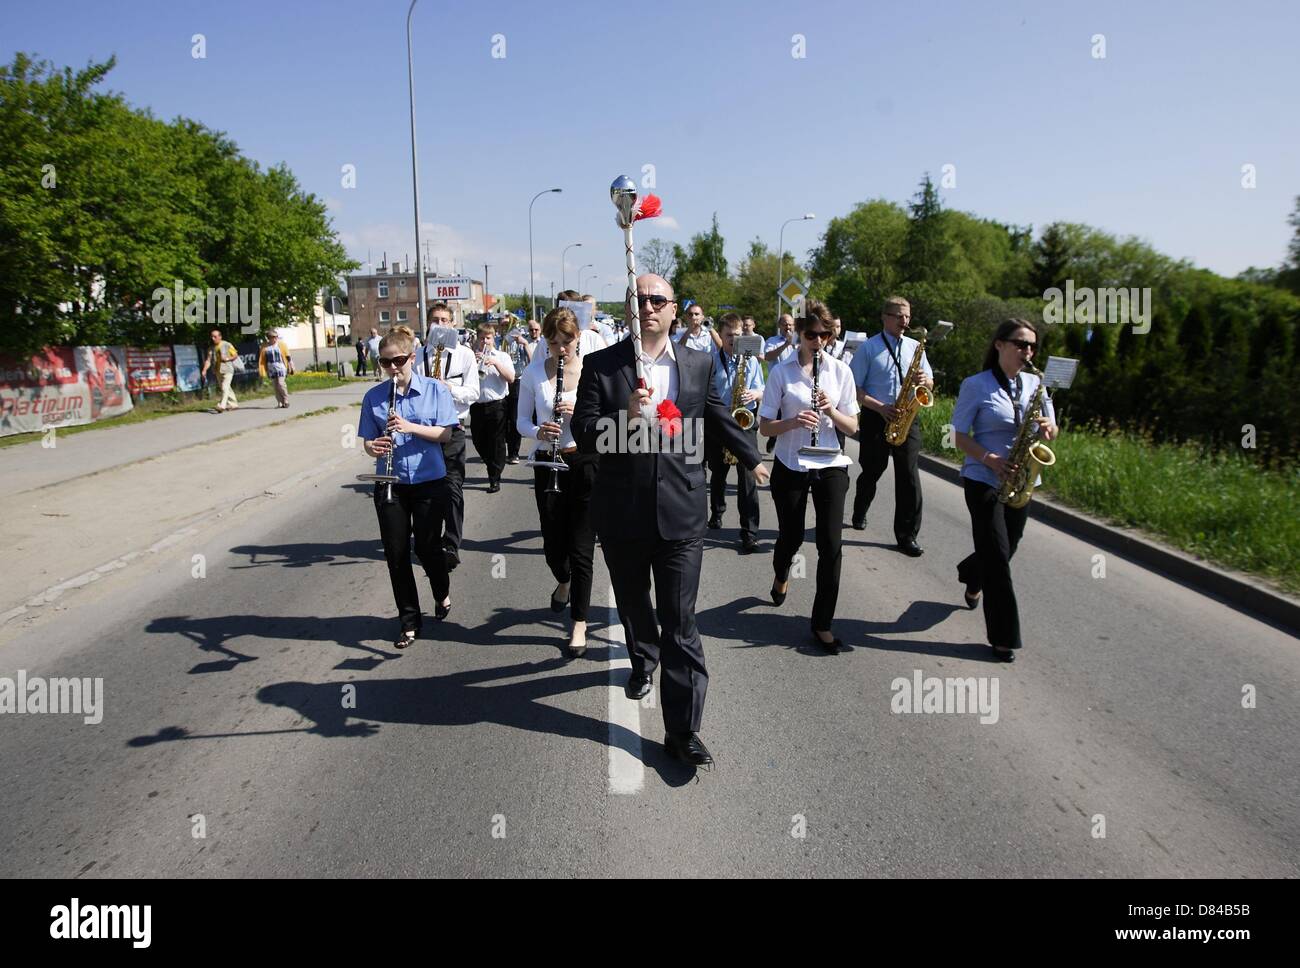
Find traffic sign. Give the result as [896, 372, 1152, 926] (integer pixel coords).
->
[778, 277, 807, 308]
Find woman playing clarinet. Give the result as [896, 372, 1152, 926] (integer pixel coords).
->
[758, 300, 861, 653]
[358, 326, 460, 649]
[516, 307, 598, 657]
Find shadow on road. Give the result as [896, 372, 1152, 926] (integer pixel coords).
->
[226, 539, 383, 569]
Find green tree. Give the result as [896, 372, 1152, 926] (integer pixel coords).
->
[898, 173, 956, 284]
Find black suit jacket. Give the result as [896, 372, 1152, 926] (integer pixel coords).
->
[573, 337, 762, 541]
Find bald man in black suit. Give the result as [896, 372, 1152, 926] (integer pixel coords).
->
[573, 274, 769, 767]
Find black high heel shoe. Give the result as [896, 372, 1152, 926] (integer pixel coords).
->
[435, 599, 452, 621]
[770, 581, 788, 606]
[811, 631, 843, 654]
[550, 583, 570, 613]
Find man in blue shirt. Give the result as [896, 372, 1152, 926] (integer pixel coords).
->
[847, 296, 933, 556]
[706, 313, 766, 553]
[358, 326, 460, 649]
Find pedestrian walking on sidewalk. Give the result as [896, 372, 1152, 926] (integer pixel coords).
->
[203, 329, 241, 412]
[259, 331, 294, 408]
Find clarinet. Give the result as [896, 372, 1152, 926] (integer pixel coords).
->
[545, 354, 566, 495]
[809, 348, 822, 449]
[381, 377, 398, 504]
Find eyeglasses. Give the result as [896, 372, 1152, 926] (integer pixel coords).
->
[1005, 339, 1036, 352]
[636, 294, 672, 310]
[378, 354, 411, 368]
[885, 312, 911, 320]
[803, 330, 832, 340]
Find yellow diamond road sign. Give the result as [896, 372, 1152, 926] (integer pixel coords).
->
[779, 278, 807, 307]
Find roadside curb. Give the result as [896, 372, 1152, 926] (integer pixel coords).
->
[918, 454, 1300, 635]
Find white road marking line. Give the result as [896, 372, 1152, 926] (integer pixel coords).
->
[606, 584, 644, 795]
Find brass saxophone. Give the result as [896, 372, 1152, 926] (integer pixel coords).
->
[431, 344, 444, 380]
[723, 350, 754, 466]
[998, 363, 1057, 508]
[883, 331, 934, 445]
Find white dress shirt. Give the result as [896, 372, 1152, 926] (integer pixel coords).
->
[422, 342, 480, 421]
[759, 353, 859, 472]
[476, 349, 513, 402]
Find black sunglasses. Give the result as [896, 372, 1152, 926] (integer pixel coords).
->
[1005, 338, 1036, 352]
[378, 354, 411, 368]
[803, 330, 832, 340]
[636, 294, 672, 309]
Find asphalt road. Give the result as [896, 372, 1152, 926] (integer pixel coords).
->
[1, 420, 1297, 878]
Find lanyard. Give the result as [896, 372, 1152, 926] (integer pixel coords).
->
[882, 333, 904, 384]
[994, 368, 1024, 427]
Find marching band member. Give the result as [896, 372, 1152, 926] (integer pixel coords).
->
[358, 326, 459, 648]
[517, 307, 596, 656]
[951, 319, 1057, 662]
[706, 312, 765, 553]
[505, 322, 533, 465]
[469, 319, 515, 493]
[573, 274, 770, 767]
[759, 300, 860, 653]
[423, 302, 480, 571]
[848, 296, 932, 556]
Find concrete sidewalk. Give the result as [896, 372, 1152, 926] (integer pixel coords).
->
[4, 379, 372, 496]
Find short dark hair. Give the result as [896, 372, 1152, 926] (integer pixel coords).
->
[427, 301, 452, 321]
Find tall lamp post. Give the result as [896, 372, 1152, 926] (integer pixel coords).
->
[776, 213, 816, 325]
[575, 264, 593, 295]
[327, 293, 343, 379]
[561, 242, 582, 291]
[406, 0, 429, 341]
[528, 188, 562, 323]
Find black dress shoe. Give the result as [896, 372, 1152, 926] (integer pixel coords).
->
[770, 582, 787, 606]
[434, 599, 452, 621]
[707, 511, 722, 530]
[991, 646, 1015, 663]
[664, 732, 714, 767]
[811, 631, 843, 654]
[740, 534, 759, 554]
[625, 672, 653, 700]
[487, 480, 501, 493]
[851, 517, 866, 531]
[897, 539, 924, 557]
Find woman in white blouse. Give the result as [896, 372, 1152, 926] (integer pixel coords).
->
[515, 307, 597, 656]
[950, 318, 1058, 662]
[758, 300, 861, 653]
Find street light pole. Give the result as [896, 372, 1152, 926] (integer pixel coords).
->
[775, 213, 816, 326]
[406, 0, 429, 342]
[328, 293, 341, 379]
[576, 264, 593, 295]
[561, 242, 582, 291]
[528, 188, 562, 323]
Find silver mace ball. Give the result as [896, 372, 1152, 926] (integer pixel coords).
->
[610, 175, 637, 227]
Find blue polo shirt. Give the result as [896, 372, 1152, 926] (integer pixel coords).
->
[849, 331, 932, 405]
[712, 349, 766, 415]
[951, 368, 1056, 489]
[358, 372, 459, 484]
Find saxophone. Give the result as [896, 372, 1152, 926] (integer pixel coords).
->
[883, 331, 934, 445]
[723, 351, 754, 466]
[431, 344, 444, 380]
[998, 363, 1057, 508]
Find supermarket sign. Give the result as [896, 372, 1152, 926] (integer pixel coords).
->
[427, 276, 473, 301]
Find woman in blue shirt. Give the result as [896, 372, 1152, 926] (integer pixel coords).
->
[950, 319, 1058, 662]
[359, 326, 461, 649]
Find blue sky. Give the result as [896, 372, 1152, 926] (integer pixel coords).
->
[4, 0, 1298, 305]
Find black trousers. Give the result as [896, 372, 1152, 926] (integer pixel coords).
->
[771, 459, 849, 633]
[532, 450, 597, 621]
[374, 478, 450, 633]
[853, 409, 922, 543]
[957, 479, 1029, 651]
[505, 379, 522, 459]
[441, 425, 466, 555]
[470, 398, 508, 483]
[704, 427, 760, 537]
[603, 535, 707, 736]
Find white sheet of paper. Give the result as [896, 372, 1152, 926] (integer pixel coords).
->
[559, 300, 594, 332]
[797, 451, 853, 471]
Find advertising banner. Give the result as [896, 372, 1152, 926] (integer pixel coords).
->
[125, 347, 176, 393]
[0, 346, 132, 437]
